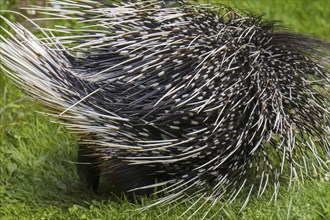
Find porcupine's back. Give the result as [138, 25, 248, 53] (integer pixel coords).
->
[0, 0, 329, 217]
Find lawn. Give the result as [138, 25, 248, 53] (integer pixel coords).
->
[0, 0, 329, 219]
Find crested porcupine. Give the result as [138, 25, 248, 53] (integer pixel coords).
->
[0, 0, 329, 217]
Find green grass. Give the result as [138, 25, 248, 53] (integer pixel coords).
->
[1, 0, 329, 219]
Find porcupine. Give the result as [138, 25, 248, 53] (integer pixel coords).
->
[0, 0, 329, 216]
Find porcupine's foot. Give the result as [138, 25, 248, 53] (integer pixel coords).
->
[77, 144, 164, 200]
[77, 145, 101, 194]
[99, 159, 160, 201]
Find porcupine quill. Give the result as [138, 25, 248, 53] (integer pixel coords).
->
[0, 0, 329, 218]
